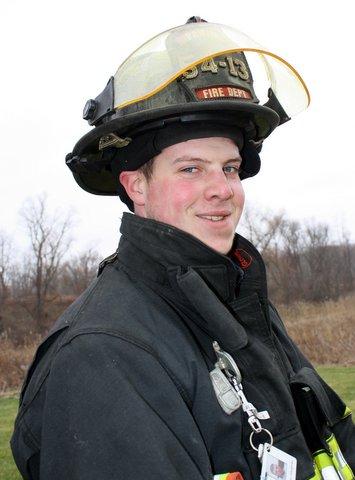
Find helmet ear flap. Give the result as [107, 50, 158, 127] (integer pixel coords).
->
[239, 141, 261, 179]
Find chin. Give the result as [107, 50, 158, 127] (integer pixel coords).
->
[193, 223, 237, 254]
[206, 238, 234, 255]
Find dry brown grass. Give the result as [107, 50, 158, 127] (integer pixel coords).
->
[0, 296, 76, 396]
[0, 294, 354, 395]
[278, 293, 355, 365]
[0, 333, 40, 395]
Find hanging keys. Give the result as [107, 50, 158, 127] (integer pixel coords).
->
[211, 342, 297, 480]
[210, 341, 243, 414]
[212, 342, 270, 429]
[210, 367, 243, 414]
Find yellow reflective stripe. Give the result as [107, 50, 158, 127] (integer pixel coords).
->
[308, 462, 323, 480]
[326, 434, 354, 480]
[314, 451, 335, 469]
[213, 474, 228, 480]
[314, 451, 342, 480]
[343, 406, 352, 419]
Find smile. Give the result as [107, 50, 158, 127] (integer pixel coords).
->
[197, 214, 230, 222]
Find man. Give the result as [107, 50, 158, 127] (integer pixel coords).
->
[11, 17, 354, 480]
[119, 136, 245, 255]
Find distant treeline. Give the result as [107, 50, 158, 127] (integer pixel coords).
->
[1, 196, 355, 341]
[0, 195, 99, 339]
[241, 208, 355, 304]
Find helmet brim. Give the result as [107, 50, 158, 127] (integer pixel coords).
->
[70, 100, 279, 196]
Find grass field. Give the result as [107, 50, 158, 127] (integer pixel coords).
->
[0, 396, 21, 480]
[1, 366, 354, 479]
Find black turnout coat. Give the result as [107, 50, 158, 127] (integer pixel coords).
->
[11, 213, 355, 479]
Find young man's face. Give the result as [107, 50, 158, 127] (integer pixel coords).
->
[134, 137, 245, 254]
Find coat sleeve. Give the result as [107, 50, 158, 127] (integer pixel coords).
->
[268, 302, 355, 471]
[17, 333, 212, 480]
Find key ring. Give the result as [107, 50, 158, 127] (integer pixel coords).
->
[249, 428, 274, 451]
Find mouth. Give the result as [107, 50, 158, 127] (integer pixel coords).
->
[196, 213, 231, 222]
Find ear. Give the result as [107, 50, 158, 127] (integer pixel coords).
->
[119, 170, 146, 207]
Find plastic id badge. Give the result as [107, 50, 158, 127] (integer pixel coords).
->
[260, 444, 297, 480]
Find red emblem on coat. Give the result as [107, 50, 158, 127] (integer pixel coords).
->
[233, 249, 252, 269]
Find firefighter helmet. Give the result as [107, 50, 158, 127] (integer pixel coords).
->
[66, 17, 310, 210]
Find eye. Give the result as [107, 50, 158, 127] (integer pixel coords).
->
[180, 166, 199, 173]
[223, 165, 240, 174]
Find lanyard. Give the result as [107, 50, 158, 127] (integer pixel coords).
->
[210, 341, 273, 451]
[211, 341, 297, 480]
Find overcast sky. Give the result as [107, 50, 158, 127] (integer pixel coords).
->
[1, 0, 354, 258]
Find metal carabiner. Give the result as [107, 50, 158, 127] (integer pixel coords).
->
[248, 415, 263, 433]
[212, 341, 242, 383]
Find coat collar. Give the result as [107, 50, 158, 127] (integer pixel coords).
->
[118, 212, 268, 303]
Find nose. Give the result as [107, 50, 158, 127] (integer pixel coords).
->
[204, 170, 235, 201]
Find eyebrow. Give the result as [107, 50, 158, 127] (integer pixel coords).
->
[172, 155, 242, 165]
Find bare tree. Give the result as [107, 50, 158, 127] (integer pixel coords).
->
[338, 229, 354, 293]
[240, 207, 285, 252]
[20, 194, 73, 331]
[58, 249, 100, 296]
[240, 208, 355, 304]
[0, 231, 13, 307]
[302, 222, 331, 301]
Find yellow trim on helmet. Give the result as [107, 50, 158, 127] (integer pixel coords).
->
[114, 48, 311, 112]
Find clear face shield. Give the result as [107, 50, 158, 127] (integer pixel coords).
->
[113, 22, 310, 118]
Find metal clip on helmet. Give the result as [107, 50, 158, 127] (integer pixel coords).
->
[66, 17, 310, 210]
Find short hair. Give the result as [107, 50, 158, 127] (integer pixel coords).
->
[138, 157, 155, 181]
